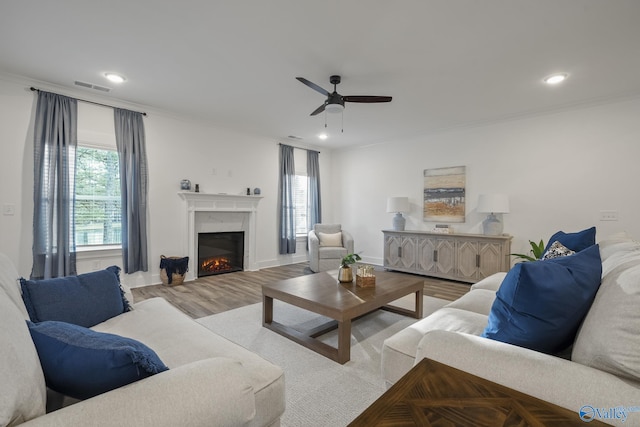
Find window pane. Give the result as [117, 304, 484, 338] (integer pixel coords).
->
[294, 175, 308, 235]
[75, 147, 121, 246]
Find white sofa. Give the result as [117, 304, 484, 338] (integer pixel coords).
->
[382, 234, 640, 425]
[0, 253, 285, 427]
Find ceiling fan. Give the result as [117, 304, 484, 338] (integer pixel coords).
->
[296, 75, 392, 116]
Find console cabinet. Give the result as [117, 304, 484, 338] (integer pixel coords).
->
[383, 230, 512, 283]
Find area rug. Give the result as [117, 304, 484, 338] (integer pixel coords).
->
[196, 295, 448, 426]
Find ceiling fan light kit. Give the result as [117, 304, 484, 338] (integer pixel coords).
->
[296, 75, 392, 117]
[325, 103, 344, 113]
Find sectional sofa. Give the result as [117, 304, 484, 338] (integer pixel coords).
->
[0, 253, 285, 427]
[382, 232, 640, 425]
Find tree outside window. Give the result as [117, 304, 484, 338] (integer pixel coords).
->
[75, 146, 121, 246]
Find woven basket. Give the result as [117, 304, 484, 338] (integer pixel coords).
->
[160, 256, 188, 286]
[356, 274, 376, 288]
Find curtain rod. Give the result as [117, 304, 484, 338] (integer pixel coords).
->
[30, 87, 147, 116]
[278, 142, 320, 153]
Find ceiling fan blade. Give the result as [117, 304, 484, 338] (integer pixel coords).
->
[343, 95, 392, 103]
[310, 103, 326, 116]
[296, 77, 330, 96]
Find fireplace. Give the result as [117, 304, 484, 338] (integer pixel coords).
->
[198, 232, 244, 277]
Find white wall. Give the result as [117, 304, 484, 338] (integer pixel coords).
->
[4, 71, 638, 283]
[0, 76, 332, 285]
[331, 97, 640, 265]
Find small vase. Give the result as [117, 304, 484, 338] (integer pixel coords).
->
[338, 266, 353, 283]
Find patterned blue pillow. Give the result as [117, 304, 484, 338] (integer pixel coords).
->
[542, 226, 596, 255]
[482, 244, 602, 354]
[541, 241, 575, 260]
[27, 320, 168, 400]
[21, 266, 131, 328]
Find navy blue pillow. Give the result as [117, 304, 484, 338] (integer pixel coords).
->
[27, 320, 168, 400]
[542, 226, 596, 255]
[21, 266, 131, 328]
[481, 244, 602, 354]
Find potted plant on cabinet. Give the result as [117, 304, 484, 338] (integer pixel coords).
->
[338, 253, 362, 283]
[511, 239, 545, 262]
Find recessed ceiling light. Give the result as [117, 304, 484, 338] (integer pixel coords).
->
[544, 73, 568, 85]
[318, 133, 328, 140]
[104, 73, 126, 83]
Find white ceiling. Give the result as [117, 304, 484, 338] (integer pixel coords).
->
[1, 0, 640, 149]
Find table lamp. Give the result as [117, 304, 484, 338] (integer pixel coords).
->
[477, 194, 510, 235]
[387, 197, 410, 231]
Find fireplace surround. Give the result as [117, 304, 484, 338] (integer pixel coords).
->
[178, 192, 262, 281]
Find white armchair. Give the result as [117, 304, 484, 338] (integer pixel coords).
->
[308, 224, 354, 272]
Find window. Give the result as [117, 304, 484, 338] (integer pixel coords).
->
[75, 146, 121, 247]
[293, 174, 308, 236]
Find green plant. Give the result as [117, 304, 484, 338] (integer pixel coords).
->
[511, 240, 545, 262]
[340, 253, 362, 268]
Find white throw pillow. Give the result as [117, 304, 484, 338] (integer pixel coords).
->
[0, 289, 47, 425]
[318, 232, 342, 247]
[572, 256, 640, 382]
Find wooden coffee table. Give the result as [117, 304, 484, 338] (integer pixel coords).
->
[262, 270, 423, 364]
[349, 358, 608, 426]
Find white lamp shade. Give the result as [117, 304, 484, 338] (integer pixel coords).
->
[325, 103, 344, 113]
[477, 194, 510, 214]
[387, 197, 409, 213]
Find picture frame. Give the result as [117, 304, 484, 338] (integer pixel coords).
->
[423, 166, 466, 223]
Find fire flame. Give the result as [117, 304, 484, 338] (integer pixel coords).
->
[200, 257, 233, 273]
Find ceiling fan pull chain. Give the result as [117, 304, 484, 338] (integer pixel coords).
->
[324, 111, 327, 128]
[341, 111, 344, 133]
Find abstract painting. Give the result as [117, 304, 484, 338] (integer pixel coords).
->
[424, 166, 466, 223]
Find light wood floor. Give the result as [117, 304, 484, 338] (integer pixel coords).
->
[131, 262, 470, 319]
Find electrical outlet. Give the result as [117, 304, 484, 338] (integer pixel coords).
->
[599, 210, 619, 221]
[2, 204, 15, 216]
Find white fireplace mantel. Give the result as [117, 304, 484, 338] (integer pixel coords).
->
[178, 192, 263, 280]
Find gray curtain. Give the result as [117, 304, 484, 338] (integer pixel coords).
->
[31, 91, 78, 279]
[307, 150, 322, 232]
[114, 108, 149, 273]
[278, 144, 296, 254]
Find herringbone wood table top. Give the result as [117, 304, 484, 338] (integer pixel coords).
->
[349, 358, 607, 427]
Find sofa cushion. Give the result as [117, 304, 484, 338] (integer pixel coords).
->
[599, 240, 640, 262]
[572, 253, 640, 383]
[20, 266, 131, 328]
[27, 320, 169, 400]
[445, 289, 496, 316]
[543, 226, 596, 254]
[318, 246, 348, 259]
[482, 244, 602, 354]
[0, 289, 46, 426]
[0, 253, 29, 319]
[318, 231, 342, 247]
[382, 307, 489, 385]
[470, 272, 507, 291]
[95, 297, 286, 426]
[314, 223, 342, 235]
